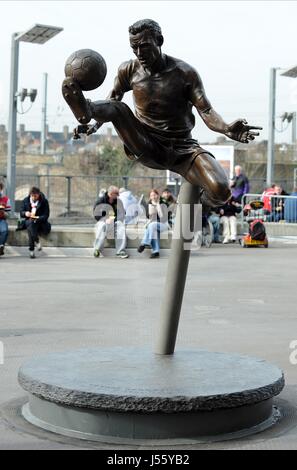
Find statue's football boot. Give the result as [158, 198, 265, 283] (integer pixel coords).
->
[62, 77, 92, 124]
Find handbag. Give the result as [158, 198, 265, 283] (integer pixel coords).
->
[15, 219, 27, 231]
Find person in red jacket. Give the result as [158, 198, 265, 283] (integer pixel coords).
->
[261, 184, 276, 214]
[0, 182, 11, 256]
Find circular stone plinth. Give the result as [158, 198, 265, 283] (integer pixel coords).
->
[18, 348, 284, 443]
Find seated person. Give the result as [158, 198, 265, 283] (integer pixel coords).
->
[219, 196, 242, 244]
[20, 187, 51, 259]
[160, 188, 176, 228]
[138, 189, 173, 259]
[118, 187, 144, 224]
[0, 182, 11, 256]
[266, 185, 288, 222]
[93, 185, 129, 258]
[207, 207, 221, 243]
[261, 184, 276, 215]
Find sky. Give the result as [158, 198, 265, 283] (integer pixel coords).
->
[0, 0, 297, 143]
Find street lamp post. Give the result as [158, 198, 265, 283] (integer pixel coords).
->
[7, 34, 20, 213]
[281, 66, 297, 147]
[267, 68, 277, 187]
[266, 65, 297, 188]
[41, 72, 48, 155]
[292, 112, 296, 144]
[7, 24, 63, 212]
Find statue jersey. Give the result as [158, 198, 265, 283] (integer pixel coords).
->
[115, 54, 200, 138]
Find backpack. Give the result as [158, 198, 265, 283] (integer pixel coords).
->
[249, 219, 266, 241]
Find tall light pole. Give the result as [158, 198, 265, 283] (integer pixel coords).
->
[281, 66, 297, 145]
[281, 64, 297, 127]
[281, 66, 297, 185]
[41, 72, 48, 155]
[267, 68, 277, 187]
[7, 24, 63, 211]
[267, 65, 297, 188]
[292, 112, 297, 144]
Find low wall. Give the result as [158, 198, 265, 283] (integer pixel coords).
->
[7, 221, 297, 249]
[7, 224, 172, 249]
[264, 222, 297, 237]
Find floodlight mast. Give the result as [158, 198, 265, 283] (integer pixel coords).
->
[7, 33, 20, 212]
[267, 66, 297, 187]
[281, 66, 297, 145]
[267, 68, 277, 187]
[6, 24, 63, 211]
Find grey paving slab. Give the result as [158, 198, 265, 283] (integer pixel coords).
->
[0, 240, 297, 449]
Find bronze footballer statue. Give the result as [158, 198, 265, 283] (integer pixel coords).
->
[62, 19, 261, 208]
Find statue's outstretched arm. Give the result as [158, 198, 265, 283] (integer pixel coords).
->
[190, 70, 262, 143]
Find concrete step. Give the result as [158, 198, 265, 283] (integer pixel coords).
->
[7, 225, 172, 249]
[2, 246, 170, 258]
[7, 221, 297, 249]
[264, 222, 297, 237]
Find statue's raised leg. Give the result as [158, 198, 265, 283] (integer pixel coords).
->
[62, 78, 92, 124]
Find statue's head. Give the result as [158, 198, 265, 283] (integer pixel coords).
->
[129, 19, 164, 69]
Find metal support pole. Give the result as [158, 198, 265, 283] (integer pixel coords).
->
[122, 176, 129, 189]
[96, 176, 100, 198]
[41, 73, 48, 155]
[155, 182, 201, 355]
[175, 177, 180, 197]
[66, 176, 72, 215]
[46, 165, 51, 201]
[267, 68, 277, 187]
[7, 34, 19, 212]
[294, 168, 297, 189]
[292, 112, 296, 144]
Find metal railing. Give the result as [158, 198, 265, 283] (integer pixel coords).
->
[294, 168, 297, 188]
[246, 178, 293, 194]
[0, 174, 181, 218]
[240, 193, 297, 227]
[1, 171, 296, 221]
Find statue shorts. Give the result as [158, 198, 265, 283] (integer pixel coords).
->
[123, 126, 215, 179]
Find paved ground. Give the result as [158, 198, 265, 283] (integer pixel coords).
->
[1, 240, 297, 450]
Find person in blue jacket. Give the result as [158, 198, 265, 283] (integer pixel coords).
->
[284, 188, 297, 223]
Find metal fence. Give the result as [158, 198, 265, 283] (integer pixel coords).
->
[240, 193, 297, 226]
[247, 178, 294, 195]
[0, 174, 180, 218]
[1, 172, 296, 220]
